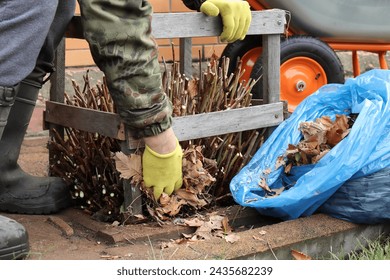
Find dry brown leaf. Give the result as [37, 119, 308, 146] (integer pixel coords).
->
[275, 156, 286, 170]
[175, 189, 208, 208]
[159, 193, 171, 206]
[114, 152, 141, 180]
[157, 196, 186, 217]
[299, 121, 327, 144]
[182, 145, 216, 194]
[311, 149, 330, 164]
[183, 217, 204, 227]
[284, 162, 292, 174]
[225, 234, 240, 243]
[258, 177, 272, 193]
[195, 231, 212, 240]
[286, 144, 299, 154]
[187, 79, 199, 99]
[327, 128, 344, 146]
[291, 249, 312, 260]
[195, 214, 225, 239]
[326, 114, 349, 147]
[315, 115, 333, 129]
[335, 114, 349, 130]
[298, 141, 319, 155]
[176, 213, 235, 242]
[207, 215, 225, 231]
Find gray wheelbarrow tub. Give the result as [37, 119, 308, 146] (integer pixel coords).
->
[259, 0, 390, 43]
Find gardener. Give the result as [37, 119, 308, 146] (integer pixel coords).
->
[0, 0, 251, 259]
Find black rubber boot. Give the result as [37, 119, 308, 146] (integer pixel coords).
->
[0, 215, 29, 260]
[0, 79, 72, 214]
[0, 1, 75, 214]
[0, 85, 17, 139]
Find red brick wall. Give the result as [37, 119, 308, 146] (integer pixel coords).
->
[65, 1, 227, 67]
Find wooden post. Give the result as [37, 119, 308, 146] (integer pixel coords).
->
[47, 38, 66, 172]
[262, 34, 281, 104]
[262, 34, 281, 138]
[179, 38, 193, 77]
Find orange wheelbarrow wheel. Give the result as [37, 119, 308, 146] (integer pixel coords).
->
[280, 56, 327, 112]
[220, 35, 263, 84]
[221, 35, 345, 112]
[250, 35, 345, 112]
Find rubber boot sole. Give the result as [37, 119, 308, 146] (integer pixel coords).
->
[0, 195, 72, 215]
[0, 242, 29, 260]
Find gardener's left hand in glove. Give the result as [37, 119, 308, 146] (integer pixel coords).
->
[143, 128, 183, 200]
[200, 0, 252, 42]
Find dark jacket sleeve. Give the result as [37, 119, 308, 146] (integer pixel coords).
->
[182, 0, 205, 11]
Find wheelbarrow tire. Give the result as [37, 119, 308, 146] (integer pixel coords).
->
[250, 35, 345, 105]
[219, 35, 262, 78]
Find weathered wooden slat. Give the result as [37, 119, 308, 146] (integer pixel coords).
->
[45, 101, 284, 147]
[127, 102, 284, 149]
[65, 10, 286, 39]
[45, 101, 126, 140]
[152, 10, 286, 38]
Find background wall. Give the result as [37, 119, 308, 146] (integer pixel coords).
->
[65, 0, 228, 67]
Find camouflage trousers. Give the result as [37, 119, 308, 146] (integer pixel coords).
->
[78, 0, 173, 138]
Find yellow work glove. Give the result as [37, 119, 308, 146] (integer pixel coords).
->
[142, 139, 183, 200]
[200, 0, 251, 42]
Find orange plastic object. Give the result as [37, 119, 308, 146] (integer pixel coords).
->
[280, 57, 327, 112]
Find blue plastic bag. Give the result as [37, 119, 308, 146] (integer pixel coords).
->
[230, 69, 390, 221]
[319, 168, 390, 224]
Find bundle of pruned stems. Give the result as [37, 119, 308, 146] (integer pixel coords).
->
[49, 53, 265, 222]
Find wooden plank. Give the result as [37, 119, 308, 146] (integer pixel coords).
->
[65, 10, 287, 39]
[45, 101, 126, 140]
[127, 102, 284, 149]
[152, 10, 286, 39]
[174, 103, 283, 140]
[45, 101, 284, 146]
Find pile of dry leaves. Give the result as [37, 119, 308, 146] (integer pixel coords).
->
[115, 145, 218, 223]
[161, 212, 240, 248]
[284, 114, 356, 169]
[259, 114, 358, 196]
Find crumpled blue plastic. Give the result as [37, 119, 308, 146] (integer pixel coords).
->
[230, 69, 390, 221]
[319, 167, 390, 224]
